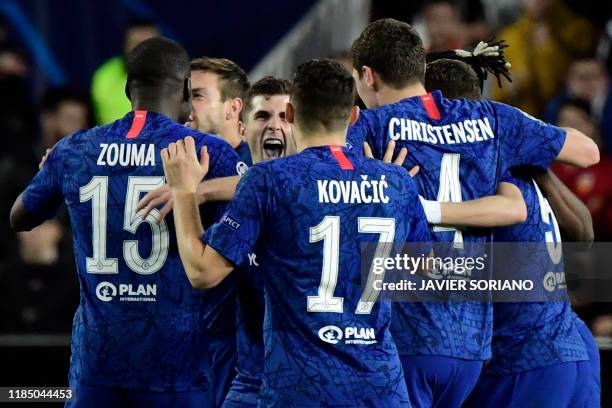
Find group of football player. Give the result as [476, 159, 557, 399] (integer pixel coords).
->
[9, 17, 602, 408]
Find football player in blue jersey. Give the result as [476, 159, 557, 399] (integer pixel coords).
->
[347, 18, 600, 408]
[188, 57, 253, 166]
[424, 58, 600, 408]
[10, 37, 245, 408]
[162, 59, 433, 407]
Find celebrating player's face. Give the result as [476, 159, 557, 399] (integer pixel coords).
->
[187, 70, 226, 134]
[244, 94, 295, 163]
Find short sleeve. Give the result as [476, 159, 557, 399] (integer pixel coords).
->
[499, 171, 519, 187]
[21, 139, 66, 220]
[494, 102, 567, 172]
[203, 164, 268, 266]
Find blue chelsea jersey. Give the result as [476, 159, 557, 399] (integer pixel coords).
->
[21, 111, 244, 391]
[485, 172, 588, 375]
[347, 91, 567, 360]
[204, 145, 432, 407]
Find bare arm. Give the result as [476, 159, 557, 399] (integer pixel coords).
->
[422, 182, 527, 227]
[198, 176, 240, 202]
[162, 137, 234, 289]
[556, 127, 600, 168]
[535, 169, 594, 246]
[171, 190, 233, 288]
[136, 176, 240, 223]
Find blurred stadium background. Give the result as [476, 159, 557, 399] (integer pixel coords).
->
[0, 0, 610, 404]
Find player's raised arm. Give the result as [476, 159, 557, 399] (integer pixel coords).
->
[555, 127, 600, 168]
[162, 136, 234, 288]
[497, 103, 600, 171]
[534, 169, 594, 246]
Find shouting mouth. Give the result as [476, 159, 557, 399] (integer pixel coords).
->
[262, 135, 285, 159]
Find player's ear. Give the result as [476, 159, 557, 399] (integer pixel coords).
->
[228, 98, 243, 120]
[348, 105, 360, 126]
[363, 66, 376, 90]
[285, 102, 295, 124]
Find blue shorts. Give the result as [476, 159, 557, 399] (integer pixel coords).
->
[465, 321, 600, 408]
[222, 373, 260, 407]
[65, 379, 214, 408]
[400, 355, 483, 408]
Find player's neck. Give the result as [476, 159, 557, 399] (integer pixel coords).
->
[218, 122, 243, 149]
[375, 82, 427, 107]
[131, 98, 181, 122]
[296, 130, 347, 152]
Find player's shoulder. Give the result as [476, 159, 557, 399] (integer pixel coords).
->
[50, 126, 100, 157]
[439, 95, 496, 117]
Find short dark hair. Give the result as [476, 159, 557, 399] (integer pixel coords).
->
[190, 57, 249, 101]
[125, 37, 190, 89]
[244, 76, 292, 116]
[292, 59, 355, 134]
[425, 59, 481, 100]
[352, 18, 425, 88]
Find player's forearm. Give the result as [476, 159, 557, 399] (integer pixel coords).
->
[196, 176, 239, 203]
[535, 170, 594, 245]
[557, 127, 600, 168]
[438, 195, 527, 227]
[170, 191, 210, 287]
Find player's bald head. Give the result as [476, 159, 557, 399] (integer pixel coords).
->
[126, 37, 190, 91]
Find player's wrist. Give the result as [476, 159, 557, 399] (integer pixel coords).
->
[170, 187, 199, 199]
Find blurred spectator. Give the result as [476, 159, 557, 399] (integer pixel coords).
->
[40, 88, 91, 151]
[592, 314, 612, 337]
[91, 18, 159, 124]
[0, 18, 37, 161]
[422, 0, 467, 52]
[597, 19, 612, 74]
[551, 98, 612, 241]
[492, 0, 597, 117]
[545, 59, 612, 152]
[0, 220, 78, 333]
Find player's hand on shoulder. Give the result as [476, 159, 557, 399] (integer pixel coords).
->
[161, 136, 210, 195]
[363, 141, 419, 177]
[38, 148, 52, 170]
